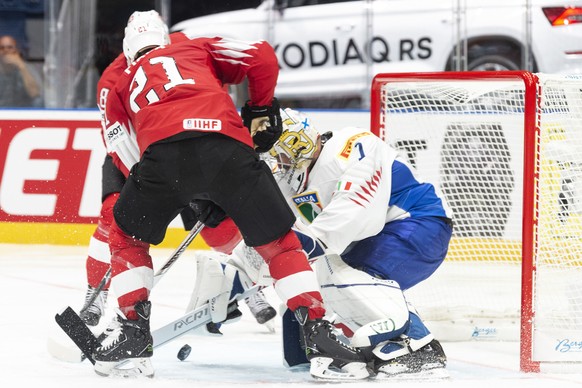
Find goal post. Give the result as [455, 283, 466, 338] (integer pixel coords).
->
[371, 71, 582, 373]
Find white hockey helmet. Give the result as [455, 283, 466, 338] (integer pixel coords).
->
[266, 108, 321, 195]
[123, 10, 170, 64]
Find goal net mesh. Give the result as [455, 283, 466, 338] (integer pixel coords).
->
[374, 74, 582, 352]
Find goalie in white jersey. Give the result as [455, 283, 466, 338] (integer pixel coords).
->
[216, 107, 453, 378]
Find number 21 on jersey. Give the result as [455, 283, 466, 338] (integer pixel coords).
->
[129, 56, 195, 113]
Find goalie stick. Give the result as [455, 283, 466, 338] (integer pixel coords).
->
[50, 220, 204, 363]
[55, 285, 261, 365]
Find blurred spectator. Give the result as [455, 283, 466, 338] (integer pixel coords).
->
[0, 53, 24, 107]
[0, 35, 42, 107]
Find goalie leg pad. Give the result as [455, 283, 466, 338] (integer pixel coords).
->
[313, 254, 409, 347]
[187, 252, 254, 324]
[229, 241, 273, 286]
[187, 251, 229, 315]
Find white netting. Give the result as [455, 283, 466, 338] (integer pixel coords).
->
[534, 75, 582, 356]
[373, 73, 582, 366]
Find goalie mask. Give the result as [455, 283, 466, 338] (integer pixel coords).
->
[264, 108, 320, 196]
[123, 10, 170, 64]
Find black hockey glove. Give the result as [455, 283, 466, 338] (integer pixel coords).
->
[189, 199, 226, 228]
[241, 97, 282, 153]
[179, 206, 199, 231]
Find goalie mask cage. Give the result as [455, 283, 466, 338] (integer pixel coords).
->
[371, 71, 582, 373]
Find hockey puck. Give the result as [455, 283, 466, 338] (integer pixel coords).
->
[177, 344, 191, 361]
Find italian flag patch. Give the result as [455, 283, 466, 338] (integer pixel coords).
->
[338, 181, 352, 191]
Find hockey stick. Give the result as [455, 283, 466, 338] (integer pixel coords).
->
[76, 220, 204, 316]
[79, 268, 111, 316]
[54, 285, 261, 365]
[154, 220, 204, 285]
[48, 220, 205, 363]
[152, 285, 260, 348]
[177, 284, 275, 361]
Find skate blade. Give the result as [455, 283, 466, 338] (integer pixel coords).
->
[263, 319, 276, 333]
[309, 357, 369, 381]
[375, 366, 450, 380]
[94, 358, 154, 378]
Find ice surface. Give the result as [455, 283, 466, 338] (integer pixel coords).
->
[1, 243, 581, 387]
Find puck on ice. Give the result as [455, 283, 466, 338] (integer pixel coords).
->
[177, 344, 191, 361]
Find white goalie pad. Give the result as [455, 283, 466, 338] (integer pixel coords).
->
[186, 251, 254, 323]
[228, 241, 273, 286]
[313, 254, 409, 347]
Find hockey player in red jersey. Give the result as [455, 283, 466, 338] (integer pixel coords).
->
[80, 24, 275, 329]
[93, 10, 367, 380]
[79, 30, 188, 326]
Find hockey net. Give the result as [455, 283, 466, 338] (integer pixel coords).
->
[371, 71, 582, 373]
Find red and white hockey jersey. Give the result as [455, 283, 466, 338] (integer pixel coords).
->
[103, 37, 279, 174]
[97, 32, 190, 176]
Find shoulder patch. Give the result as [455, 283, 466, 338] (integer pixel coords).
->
[291, 191, 322, 223]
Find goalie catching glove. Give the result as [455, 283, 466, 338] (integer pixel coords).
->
[241, 97, 282, 153]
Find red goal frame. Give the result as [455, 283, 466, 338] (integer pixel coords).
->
[370, 71, 541, 373]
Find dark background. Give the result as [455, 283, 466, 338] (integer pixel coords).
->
[95, 0, 261, 73]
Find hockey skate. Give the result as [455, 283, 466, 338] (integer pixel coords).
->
[93, 301, 154, 378]
[296, 307, 369, 380]
[374, 339, 448, 380]
[245, 289, 277, 330]
[79, 285, 108, 327]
